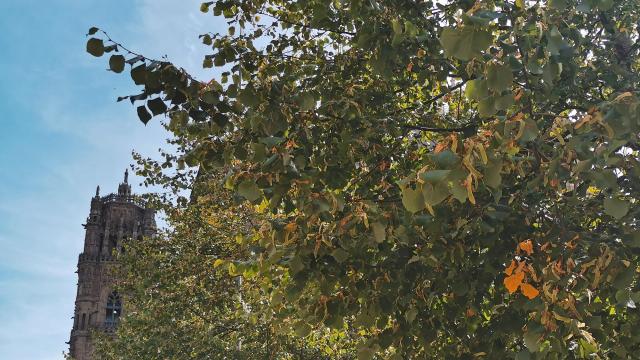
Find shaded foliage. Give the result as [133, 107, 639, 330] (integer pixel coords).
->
[88, 0, 640, 358]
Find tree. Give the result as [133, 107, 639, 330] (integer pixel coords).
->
[88, 0, 640, 358]
[93, 168, 359, 359]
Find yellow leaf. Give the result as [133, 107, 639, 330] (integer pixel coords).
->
[465, 174, 476, 205]
[520, 283, 539, 299]
[504, 271, 524, 294]
[425, 203, 435, 216]
[515, 119, 526, 140]
[475, 142, 488, 164]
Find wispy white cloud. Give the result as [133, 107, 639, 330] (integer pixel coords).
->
[128, 0, 223, 79]
[0, 1, 226, 359]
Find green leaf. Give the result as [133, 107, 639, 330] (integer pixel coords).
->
[202, 90, 219, 105]
[297, 93, 316, 111]
[515, 350, 532, 360]
[331, 248, 350, 263]
[357, 347, 375, 360]
[478, 97, 497, 118]
[86, 38, 104, 57]
[293, 322, 312, 337]
[450, 181, 468, 203]
[87, 27, 99, 35]
[440, 27, 493, 61]
[420, 170, 451, 184]
[626, 232, 640, 248]
[546, 27, 570, 56]
[136, 105, 152, 125]
[391, 18, 403, 35]
[405, 307, 418, 323]
[465, 79, 489, 101]
[484, 160, 503, 189]
[109, 54, 125, 73]
[371, 222, 386, 243]
[422, 182, 449, 206]
[604, 197, 630, 219]
[147, 98, 167, 116]
[613, 265, 635, 289]
[523, 331, 540, 352]
[259, 136, 284, 147]
[518, 119, 539, 143]
[548, 0, 568, 10]
[596, 0, 613, 10]
[238, 180, 261, 201]
[433, 150, 460, 169]
[130, 64, 146, 85]
[288, 256, 304, 274]
[402, 186, 425, 213]
[579, 338, 598, 355]
[486, 63, 513, 92]
[238, 85, 260, 107]
[199, 2, 211, 12]
[495, 93, 515, 111]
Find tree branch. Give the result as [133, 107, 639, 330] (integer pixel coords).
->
[402, 122, 477, 133]
[259, 12, 356, 36]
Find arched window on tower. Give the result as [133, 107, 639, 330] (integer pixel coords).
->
[105, 292, 122, 327]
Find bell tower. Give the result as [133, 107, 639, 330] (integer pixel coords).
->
[68, 170, 155, 360]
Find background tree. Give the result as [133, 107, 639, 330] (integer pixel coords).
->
[93, 167, 359, 359]
[88, 0, 640, 358]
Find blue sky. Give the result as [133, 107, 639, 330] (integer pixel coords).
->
[0, 1, 222, 358]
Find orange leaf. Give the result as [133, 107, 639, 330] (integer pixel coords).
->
[519, 239, 534, 256]
[520, 283, 540, 299]
[504, 271, 524, 294]
[504, 260, 516, 276]
[434, 142, 448, 153]
[284, 222, 297, 233]
[514, 88, 524, 102]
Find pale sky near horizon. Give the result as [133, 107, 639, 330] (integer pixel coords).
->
[0, 1, 224, 358]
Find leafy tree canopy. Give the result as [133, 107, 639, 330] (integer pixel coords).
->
[88, 0, 640, 358]
[94, 171, 358, 359]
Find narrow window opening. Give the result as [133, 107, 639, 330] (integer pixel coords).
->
[81, 313, 86, 329]
[105, 292, 122, 327]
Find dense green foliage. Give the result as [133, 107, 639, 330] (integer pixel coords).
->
[94, 172, 358, 359]
[88, 0, 640, 358]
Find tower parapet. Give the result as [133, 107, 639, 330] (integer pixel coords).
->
[68, 171, 155, 360]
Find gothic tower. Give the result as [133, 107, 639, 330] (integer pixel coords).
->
[68, 170, 155, 360]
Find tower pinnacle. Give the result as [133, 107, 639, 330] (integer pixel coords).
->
[117, 169, 132, 197]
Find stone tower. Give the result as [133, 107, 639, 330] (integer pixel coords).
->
[68, 170, 155, 360]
